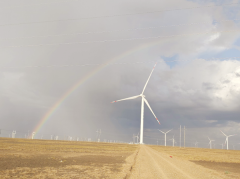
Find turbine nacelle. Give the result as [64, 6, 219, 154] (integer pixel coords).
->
[158, 129, 172, 146]
[111, 62, 159, 144]
[140, 94, 146, 98]
[220, 130, 236, 150]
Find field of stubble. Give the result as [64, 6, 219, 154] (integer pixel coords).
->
[1, 138, 240, 179]
[0, 138, 138, 179]
[150, 145, 240, 178]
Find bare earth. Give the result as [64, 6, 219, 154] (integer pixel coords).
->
[1, 138, 240, 178]
[150, 145, 240, 179]
[127, 145, 230, 179]
[0, 138, 137, 178]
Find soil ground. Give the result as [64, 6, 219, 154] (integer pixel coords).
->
[1, 138, 240, 178]
[150, 145, 240, 179]
[0, 138, 138, 178]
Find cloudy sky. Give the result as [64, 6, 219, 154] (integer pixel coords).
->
[0, 0, 240, 148]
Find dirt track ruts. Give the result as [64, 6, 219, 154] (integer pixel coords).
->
[127, 145, 226, 179]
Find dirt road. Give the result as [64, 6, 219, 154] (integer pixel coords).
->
[127, 145, 226, 179]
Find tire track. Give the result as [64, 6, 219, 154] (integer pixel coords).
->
[124, 147, 140, 179]
[128, 145, 225, 179]
[143, 146, 169, 179]
[145, 146, 193, 179]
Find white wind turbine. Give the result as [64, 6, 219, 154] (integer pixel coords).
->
[169, 135, 176, 147]
[134, 133, 140, 144]
[132, 133, 139, 144]
[220, 143, 224, 149]
[208, 137, 214, 149]
[194, 141, 199, 148]
[220, 130, 236, 150]
[159, 129, 172, 146]
[111, 63, 160, 144]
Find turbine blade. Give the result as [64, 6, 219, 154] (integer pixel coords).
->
[111, 95, 140, 103]
[228, 135, 236, 137]
[166, 129, 172, 134]
[143, 97, 160, 124]
[220, 130, 227, 137]
[141, 62, 157, 94]
[158, 129, 165, 134]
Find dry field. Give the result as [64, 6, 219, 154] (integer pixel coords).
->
[0, 138, 138, 179]
[1, 138, 240, 179]
[150, 145, 240, 178]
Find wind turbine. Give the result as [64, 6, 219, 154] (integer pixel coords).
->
[111, 63, 160, 144]
[208, 137, 214, 149]
[96, 129, 101, 142]
[159, 129, 172, 146]
[194, 141, 199, 148]
[169, 135, 176, 147]
[135, 133, 139, 144]
[32, 132, 35, 139]
[220, 143, 224, 149]
[12, 131, 16, 138]
[220, 130, 236, 150]
[132, 133, 139, 144]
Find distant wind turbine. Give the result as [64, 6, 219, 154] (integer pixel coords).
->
[194, 141, 199, 148]
[159, 129, 172, 146]
[220, 130, 236, 150]
[133, 133, 139, 144]
[32, 132, 35, 139]
[220, 143, 224, 149]
[111, 63, 160, 144]
[12, 131, 16, 138]
[134, 133, 139, 144]
[208, 137, 214, 149]
[169, 135, 176, 147]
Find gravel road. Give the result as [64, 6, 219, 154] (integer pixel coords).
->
[127, 145, 226, 179]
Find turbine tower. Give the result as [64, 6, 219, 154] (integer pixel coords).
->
[220, 130, 235, 150]
[111, 63, 160, 144]
[169, 135, 176, 147]
[194, 141, 199, 148]
[133, 133, 139, 144]
[136, 133, 139, 144]
[208, 137, 214, 149]
[12, 131, 16, 138]
[220, 143, 224, 149]
[159, 129, 172, 146]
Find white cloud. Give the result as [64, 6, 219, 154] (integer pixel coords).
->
[154, 59, 240, 111]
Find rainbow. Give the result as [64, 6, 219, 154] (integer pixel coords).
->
[32, 41, 163, 134]
[32, 29, 233, 134]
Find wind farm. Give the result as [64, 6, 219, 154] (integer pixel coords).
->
[1, 131, 240, 178]
[1, 0, 240, 178]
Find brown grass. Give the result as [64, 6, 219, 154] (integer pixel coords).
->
[149, 145, 240, 163]
[0, 138, 138, 179]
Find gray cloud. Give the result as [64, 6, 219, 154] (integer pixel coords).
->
[0, 0, 240, 146]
